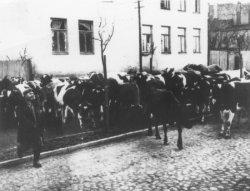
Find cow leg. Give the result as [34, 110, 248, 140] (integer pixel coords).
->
[91, 109, 97, 129]
[61, 106, 67, 124]
[77, 113, 84, 129]
[236, 104, 244, 128]
[100, 105, 104, 122]
[219, 110, 226, 137]
[201, 104, 207, 123]
[163, 123, 169, 145]
[177, 124, 183, 150]
[195, 105, 200, 114]
[73, 110, 81, 128]
[147, 112, 153, 136]
[64, 106, 71, 124]
[155, 121, 161, 140]
[56, 106, 64, 134]
[225, 110, 235, 139]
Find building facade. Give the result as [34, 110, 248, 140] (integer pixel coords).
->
[209, 2, 250, 71]
[0, 0, 208, 76]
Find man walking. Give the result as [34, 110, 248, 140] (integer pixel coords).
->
[16, 87, 44, 168]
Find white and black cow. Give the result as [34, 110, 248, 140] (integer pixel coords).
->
[106, 72, 143, 128]
[52, 76, 105, 130]
[162, 68, 210, 123]
[133, 72, 191, 149]
[210, 75, 242, 138]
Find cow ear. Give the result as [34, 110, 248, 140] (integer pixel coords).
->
[117, 74, 122, 80]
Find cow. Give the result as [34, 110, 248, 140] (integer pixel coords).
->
[106, 72, 142, 128]
[0, 77, 22, 129]
[162, 68, 209, 122]
[208, 74, 243, 139]
[184, 64, 222, 75]
[52, 75, 106, 131]
[133, 72, 191, 149]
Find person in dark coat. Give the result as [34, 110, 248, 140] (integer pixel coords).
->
[16, 87, 44, 168]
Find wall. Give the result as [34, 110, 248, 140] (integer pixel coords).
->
[0, 0, 208, 75]
[141, 0, 208, 70]
[212, 3, 250, 25]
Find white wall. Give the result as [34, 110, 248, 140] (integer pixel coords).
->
[0, 0, 208, 75]
[141, 0, 208, 70]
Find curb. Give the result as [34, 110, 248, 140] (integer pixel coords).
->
[0, 128, 149, 168]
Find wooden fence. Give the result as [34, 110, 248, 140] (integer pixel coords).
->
[209, 51, 235, 70]
[0, 59, 33, 81]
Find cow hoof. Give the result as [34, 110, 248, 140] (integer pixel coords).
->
[156, 136, 161, 140]
[178, 145, 183, 150]
[225, 134, 231, 139]
[164, 141, 170, 145]
[147, 131, 153, 136]
[218, 132, 224, 139]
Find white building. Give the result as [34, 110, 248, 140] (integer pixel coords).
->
[0, 0, 208, 76]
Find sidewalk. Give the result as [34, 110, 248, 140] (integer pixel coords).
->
[0, 128, 150, 168]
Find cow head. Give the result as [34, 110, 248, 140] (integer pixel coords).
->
[89, 72, 105, 87]
[40, 74, 53, 87]
[162, 70, 185, 100]
[11, 77, 24, 85]
[244, 70, 250, 80]
[117, 72, 132, 83]
[0, 76, 14, 91]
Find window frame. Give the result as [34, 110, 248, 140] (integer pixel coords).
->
[141, 24, 153, 54]
[194, 0, 200, 13]
[178, 0, 186, 12]
[78, 20, 94, 55]
[161, 0, 170, 10]
[178, 27, 187, 54]
[193, 28, 201, 53]
[51, 18, 69, 55]
[161, 26, 171, 54]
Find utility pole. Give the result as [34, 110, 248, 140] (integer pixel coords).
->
[137, 0, 143, 73]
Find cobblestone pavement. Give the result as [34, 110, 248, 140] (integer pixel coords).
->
[0, 123, 250, 191]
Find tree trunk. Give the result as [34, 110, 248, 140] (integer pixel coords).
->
[102, 55, 109, 133]
[240, 51, 243, 78]
[150, 56, 153, 73]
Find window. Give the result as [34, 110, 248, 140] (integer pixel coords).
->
[161, 26, 171, 54]
[51, 18, 68, 54]
[194, 0, 200, 13]
[161, 0, 170, 10]
[142, 25, 153, 53]
[178, 27, 186, 53]
[193, 28, 201, 53]
[179, 0, 186, 12]
[79, 20, 94, 54]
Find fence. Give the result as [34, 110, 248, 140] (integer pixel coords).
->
[209, 51, 235, 70]
[209, 50, 250, 70]
[0, 59, 33, 81]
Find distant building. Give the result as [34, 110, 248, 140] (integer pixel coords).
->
[0, 0, 208, 76]
[209, 2, 250, 70]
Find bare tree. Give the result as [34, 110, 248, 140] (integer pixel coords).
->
[94, 18, 115, 132]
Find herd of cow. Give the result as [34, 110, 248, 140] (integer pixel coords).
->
[0, 64, 250, 150]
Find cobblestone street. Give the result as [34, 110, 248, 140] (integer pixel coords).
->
[0, 123, 250, 191]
